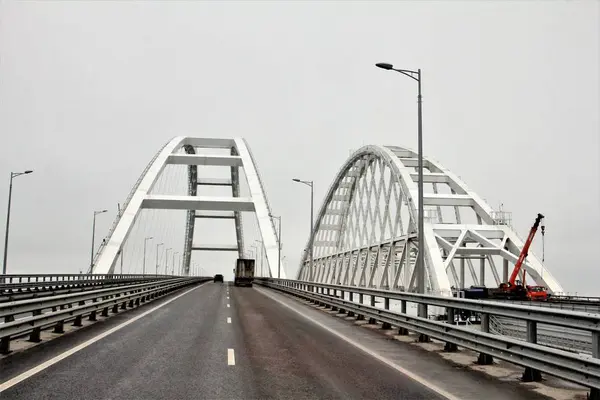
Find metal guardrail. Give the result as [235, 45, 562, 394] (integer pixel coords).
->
[490, 315, 592, 354]
[259, 279, 600, 396]
[1, 274, 176, 303]
[0, 276, 209, 354]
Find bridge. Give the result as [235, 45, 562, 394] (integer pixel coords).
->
[1, 137, 598, 400]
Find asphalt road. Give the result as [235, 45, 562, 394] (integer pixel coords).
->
[0, 282, 550, 400]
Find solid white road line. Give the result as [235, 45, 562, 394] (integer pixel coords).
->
[228, 348, 235, 365]
[227, 317, 232, 324]
[257, 288, 460, 400]
[0, 285, 203, 393]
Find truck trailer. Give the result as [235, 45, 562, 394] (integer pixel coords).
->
[234, 258, 255, 287]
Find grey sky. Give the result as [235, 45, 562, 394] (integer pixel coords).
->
[0, 1, 598, 293]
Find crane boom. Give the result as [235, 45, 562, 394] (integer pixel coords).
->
[509, 213, 544, 284]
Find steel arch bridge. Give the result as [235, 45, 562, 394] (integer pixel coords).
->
[91, 137, 284, 278]
[296, 145, 564, 296]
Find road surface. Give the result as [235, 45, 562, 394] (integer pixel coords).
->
[0, 282, 550, 400]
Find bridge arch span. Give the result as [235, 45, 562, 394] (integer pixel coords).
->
[297, 145, 563, 296]
[91, 136, 283, 278]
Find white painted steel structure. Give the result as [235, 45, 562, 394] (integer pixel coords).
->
[296, 145, 563, 296]
[91, 137, 284, 278]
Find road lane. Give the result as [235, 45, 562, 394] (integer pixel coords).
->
[231, 286, 447, 400]
[1, 282, 254, 400]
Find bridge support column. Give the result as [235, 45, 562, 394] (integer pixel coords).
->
[381, 298, 392, 329]
[398, 300, 409, 335]
[477, 313, 494, 365]
[444, 308, 458, 352]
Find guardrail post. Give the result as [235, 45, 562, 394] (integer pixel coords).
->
[381, 298, 392, 329]
[477, 313, 494, 365]
[591, 331, 600, 400]
[339, 290, 345, 314]
[347, 292, 355, 317]
[29, 310, 42, 342]
[398, 300, 409, 335]
[54, 319, 65, 334]
[522, 321, 542, 382]
[444, 308, 458, 352]
[368, 296, 377, 324]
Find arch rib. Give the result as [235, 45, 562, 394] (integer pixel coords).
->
[92, 137, 285, 279]
[297, 145, 564, 296]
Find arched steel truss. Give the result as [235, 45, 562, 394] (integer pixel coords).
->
[91, 137, 283, 278]
[297, 145, 563, 296]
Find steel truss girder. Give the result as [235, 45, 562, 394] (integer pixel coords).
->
[91, 137, 284, 278]
[297, 145, 564, 295]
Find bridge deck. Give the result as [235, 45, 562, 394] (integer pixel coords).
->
[1, 283, 551, 399]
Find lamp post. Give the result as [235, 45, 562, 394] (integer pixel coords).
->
[156, 242, 164, 275]
[142, 236, 153, 275]
[292, 178, 314, 281]
[269, 214, 282, 278]
[376, 62, 426, 319]
[255, 239, 263, 277]
[2, 170, 33, 275]
[172, 251, 178, 275]
[165, 248, 172, 275]
[90, 209, 108, 271]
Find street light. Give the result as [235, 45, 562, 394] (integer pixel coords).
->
[90, 209, 108, 271]
[141, 236, 153, 275]
[156, 242, 164, 275]
[172, 251, 178, 275]
[375, 62, 426, 318]
[269, 214, 282, 278]
[292, 178, 314, 281]
[2, 170, 33, 275]
[165, 248, 172, 275]
[255, 239, 263, 277]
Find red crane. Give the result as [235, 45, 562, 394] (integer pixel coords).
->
[492, 213, 547, 300]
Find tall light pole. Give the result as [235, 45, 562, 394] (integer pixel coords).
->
[376, 62, 426, 319]
[269, 214, 282, 279]
[142, 236, 153, 275]
[292, 178, 314, 281]
[2, 170, 33, 275]
[165, 248, 172, 275]
[172, 251, 178, 275]
[90, 209, 108, 271]
[156, 242, 164, 275]
[255, 239, 263, 277]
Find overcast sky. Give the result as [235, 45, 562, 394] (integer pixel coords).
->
[0, 1, 598, 293]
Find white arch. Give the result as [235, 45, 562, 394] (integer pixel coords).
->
[297, 145, 563, 295]
[92, 136, 284, 278]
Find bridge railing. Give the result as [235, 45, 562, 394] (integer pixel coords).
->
[0, 274, 176, 303]
[0, 276, 209, 354]
[258, 278, 600, 396]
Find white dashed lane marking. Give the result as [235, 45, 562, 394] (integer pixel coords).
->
[228, 349, 235, 365]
